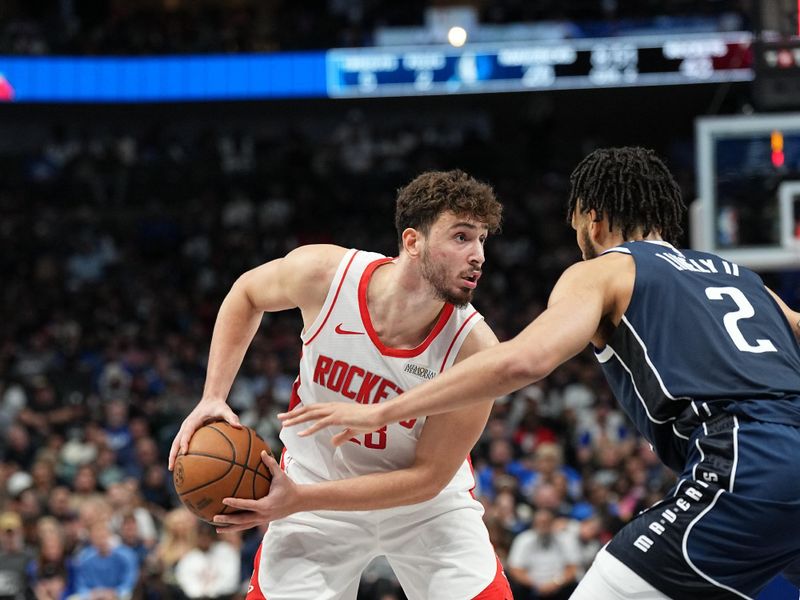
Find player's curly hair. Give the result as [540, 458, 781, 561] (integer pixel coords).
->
[395, 170, 502, 247]
[567, 147, 686, 244]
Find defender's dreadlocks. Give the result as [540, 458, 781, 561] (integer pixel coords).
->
[566, 147, 686, 244]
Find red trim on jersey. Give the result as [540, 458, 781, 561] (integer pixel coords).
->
[471, 557, 513, 600]
[304, 250, 359, 345]
[245, 544, 267, 599]
[287, 375, 302, 412]
[281, 374, 302, 471]
[358, 257, 455, 358]
[439, 310, 479, 371]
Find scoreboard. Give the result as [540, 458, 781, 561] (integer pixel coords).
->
[0, 31, 753, 103]
[327, 32, 753, 98]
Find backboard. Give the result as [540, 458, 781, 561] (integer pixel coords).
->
[693, 112, 800, 270]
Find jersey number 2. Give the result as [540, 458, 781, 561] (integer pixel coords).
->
[704, 286, 777, 353]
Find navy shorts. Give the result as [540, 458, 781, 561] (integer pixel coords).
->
[606, 413, 800, 599]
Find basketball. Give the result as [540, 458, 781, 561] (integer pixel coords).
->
[173, 422, 273, 522]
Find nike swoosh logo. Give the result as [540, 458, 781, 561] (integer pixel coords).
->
[335, 323, 364, 335]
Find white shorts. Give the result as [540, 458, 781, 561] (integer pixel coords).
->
[246, 460, 505, 600]
[570, 547, 672, 600]
[249, 505, 501, 600]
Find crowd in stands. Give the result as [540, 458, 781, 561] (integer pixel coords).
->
[0, 101, 719, 600]
[0, 0, 751, 56]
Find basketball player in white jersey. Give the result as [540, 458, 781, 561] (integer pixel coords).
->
[168, 170, 512, 599]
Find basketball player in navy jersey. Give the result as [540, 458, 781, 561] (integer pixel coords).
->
[283, 147, 800, 599]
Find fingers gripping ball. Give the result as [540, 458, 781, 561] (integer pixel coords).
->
[173, 423, 273, 522]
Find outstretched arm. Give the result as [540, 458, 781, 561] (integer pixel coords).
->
[279, 258, 616, 441]
[168, 245, 347, 469]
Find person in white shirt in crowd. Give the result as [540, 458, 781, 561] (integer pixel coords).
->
[507, 508, 579, 600]
[175, 522, 240, 600]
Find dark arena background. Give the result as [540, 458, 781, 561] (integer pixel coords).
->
[1, 1, 799, 599]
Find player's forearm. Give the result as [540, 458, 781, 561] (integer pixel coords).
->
[295, 467, 443, 512]
[378, 339, 542, 424]
[375, 297, 598, 424]
[201, 281, 264, 401]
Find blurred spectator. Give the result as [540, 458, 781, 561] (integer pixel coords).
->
[530, 483, 572, 520]
[174, 522, 239, 600]
[30, 460, 57, 508]
[4, 424, 36, 472]
[45, 487, 76, 523]
[16, 488, 44, 546]
[573, 475, 625, 536]
[488, 488, 530, 537]
[476, 439, 522, 501]
[0, 511, 33, 600]
[75, 500, 114, 553]
[58, 432, 98, 486]
[68, 467, 103, 514]
[106, 482, 157, 549]
[17, 377, 81, 441]
[125, 418, 150, 446]
[614, 454, 649, 522]
[152, 509, 197, 594]
[511, 400, 558, 454]
[117, 513, 148, 569]
[139, 465, 173, 516]
[27, 524, 75, 600]
[507, 509, 579, 600]
[101, 402, 133, 468]
[95, 447, 124, 491]
[526, 443, 582, 503]
[97, 366, 131, 406]
[569, 516, 604, 578]
[574, 399, 630, 456]
[125, 439, 160, 483]
[71, 521, 138, 600]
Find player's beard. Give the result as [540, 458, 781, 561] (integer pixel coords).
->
[581, 227, 599, 260]
[420, 247, 473, 308]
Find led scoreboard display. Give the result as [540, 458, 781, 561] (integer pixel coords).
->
[326, 32, 753, 97]
[0, 31, 752, 103]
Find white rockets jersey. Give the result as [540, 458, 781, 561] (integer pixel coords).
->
[280, 248, 483, 495]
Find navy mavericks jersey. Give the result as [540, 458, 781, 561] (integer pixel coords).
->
[596, 240, 800, 471]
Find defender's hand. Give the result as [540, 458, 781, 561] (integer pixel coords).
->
[168, 398, 242, 471]
[212, 451, 297, 532]
[277, 402, 387, 447]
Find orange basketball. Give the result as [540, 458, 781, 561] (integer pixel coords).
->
[173, 422, 273, 522]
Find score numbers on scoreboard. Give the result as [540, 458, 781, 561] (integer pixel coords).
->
[326, 31, 753, 98]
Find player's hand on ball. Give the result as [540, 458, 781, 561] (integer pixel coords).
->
[212, 451, 297, 532]
[277, 402, 387, 447]
[168, 398, 242, 471]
